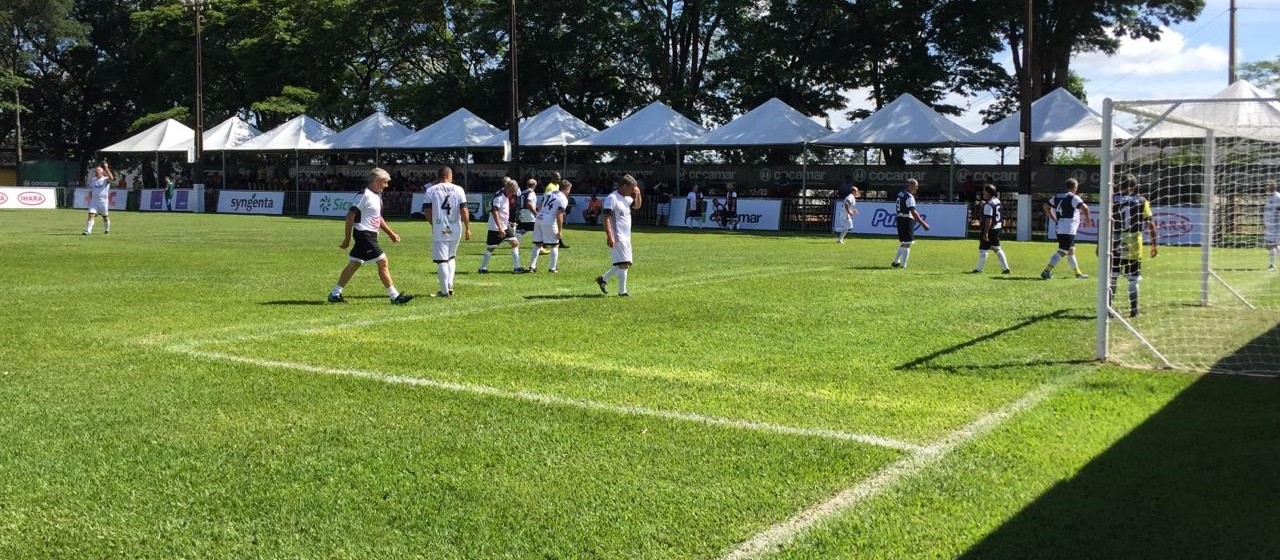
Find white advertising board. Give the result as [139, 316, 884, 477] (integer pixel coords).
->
[0, 187, 57, 209]
[1045, 206, 1203, 246]
[667, 198, 783, 231]
[139, 189, 197, 212]
[216, 190, 285, 215]
[72, 188, 129, 210]
[308, 191, 362, 217]
[853, 202, 968, 238]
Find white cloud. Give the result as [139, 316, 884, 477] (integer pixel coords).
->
[1075, 27, 1227, 76]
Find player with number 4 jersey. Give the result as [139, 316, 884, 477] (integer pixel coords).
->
[423, 166, 470, 297]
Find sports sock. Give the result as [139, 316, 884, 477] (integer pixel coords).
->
[1270, 247, 1278, 268]
[437, 263, 449, 294]
[1128, 281, 1140, 312]
[617, 267, 629, 293]
[387, 285, 400, 300]
[838, 229, 848, 242]
[480, 249, 493, 270]
[900, 247, 911, 268]
[330, 284, 343, 297]
[549, 247, 559, 270]
[85, 219, 94, 233]
[511, 248, 521, 268]
[1067, 255, 1081, 274]
[529, 249, 541, 269]
[996, 248, 1009, 271]
[602, 266, 618, 281]
[446, 259, 456, 291]
[104, 220, 110, 233]
[1047, 251, 1063, 269]
[976, 250, 989, 271]
[893, 247, 904, 264]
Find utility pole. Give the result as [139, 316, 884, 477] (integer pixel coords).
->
[1016, 0, 1035, 241]
[507, 0, 521, 182]
[1228, 0, 1237, 84]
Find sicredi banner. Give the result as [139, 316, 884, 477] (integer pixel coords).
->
[140, 189, 196, 212]
[1045, 205, 1203, 246]
[852, 202, 968, 238]
[667, 198, 783, 231]
[0, 187, 57, 209]
[216, 190, 285, 215]
[308, 191, 361, 217]
[410, 191, 489, 222]
[72, 188, 129, 210]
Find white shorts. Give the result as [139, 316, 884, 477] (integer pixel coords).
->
[834, 216, 853, 232]
[1265, 228, 1280, 246]
[611, 238, 633, 265]
[88, 200, 109, 216]
[431, 240, 452, 262]
[534, 221, 560, 246]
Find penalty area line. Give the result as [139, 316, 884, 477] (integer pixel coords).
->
[718, 371, 1085, 560]
[173, 347, 924, 453]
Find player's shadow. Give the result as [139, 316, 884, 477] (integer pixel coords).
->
[897, 309, 1093, 371]
[954, 325, 1280, 559]
[261, 295, 387, 306]
[522, 294, 606, 300]
[990, 276, 1045, 282]
[850, 265, 896, 270]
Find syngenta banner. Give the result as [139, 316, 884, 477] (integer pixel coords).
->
[308, 192, 361, 217]
[217, 190, 284, 215]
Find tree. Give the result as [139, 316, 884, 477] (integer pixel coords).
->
[1240, 57, 1280, 95]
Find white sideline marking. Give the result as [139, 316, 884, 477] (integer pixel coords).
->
[719, 372, 1084, 560]
[175, 347, 925, 452]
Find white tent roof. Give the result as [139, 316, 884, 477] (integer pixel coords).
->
[690, 98, 830, 148]
[818, 93, 975, 147]
[572, 101, 707, 148]
[172, 116, 262, 152]
[230, 115, 336, 151]
[1135, 80, 1280, 141]
[323, 112, 414, 149]
[481, 105, 598, 147]
[396, 108, 503, 149]
[971, 88, 1131, 146]
[101, 119, 194, 153]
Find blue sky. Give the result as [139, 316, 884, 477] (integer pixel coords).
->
[827, 0, 1280, 163]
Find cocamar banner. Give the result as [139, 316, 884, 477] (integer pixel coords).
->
[216, 190, 284, 215]
[667, 198, 783, 231]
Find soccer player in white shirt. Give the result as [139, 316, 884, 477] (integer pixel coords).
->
[891, 179, 930, 268]
[83, 161, 114, 235]
[1041, 178, 1093, 279]
[423, 166, 471, 297]
[833, 186, 859, 243]
[595, 174, 643, 296]
[515, 178, 539, 266]
[1264, 181, 1280, 271]
[327, 168, 414, 304]
[479, 178, 523, 274]
[529, 180, 572, 273]
[971, 184, 1011, 274]
[685, 184, 704, 228]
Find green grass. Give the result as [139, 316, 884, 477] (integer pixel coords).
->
[0, 209, 1276, 559]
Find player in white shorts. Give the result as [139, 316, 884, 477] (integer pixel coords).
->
[514, 178, 539, 268]
[83, 161, 114, 235]
[1264, 181, 1279, 271]
[595, 174, 643, 297]
[479, 178, 524, 274]
[327, 168, 414, 305]
[529, 180, 572, 273]
[833, 186, 859, 243]
[423, 166, 471, 297]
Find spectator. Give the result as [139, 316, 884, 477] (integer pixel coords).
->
[583, 193, 603, 225]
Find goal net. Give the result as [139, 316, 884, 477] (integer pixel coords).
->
[1098, 90, 1280, 376]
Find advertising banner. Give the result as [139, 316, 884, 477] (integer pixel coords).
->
[216, 190, 285, 215]
[852, 202, 969, 238]
[140, 189, 196, 212]
[667, 198, 783, 231]
[308, 191, 361, 217]
[72, 188, 129, 210]
[1045, 205, 1203, 246]
[0, 187, 57, 209]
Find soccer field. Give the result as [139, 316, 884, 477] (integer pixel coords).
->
[2, 210, 1277, 559]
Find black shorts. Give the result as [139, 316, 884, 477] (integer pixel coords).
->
[1057, 234, 1077, 251]
[349, 230, 384, 262]
[896, 218, 915, 242]
[1111, 258, 1141, 278]
[516, 222, 535, 234]
[486, 230, 517, 246]
[979, 228, 1002, 250]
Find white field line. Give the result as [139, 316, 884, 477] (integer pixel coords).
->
[174, 347, 925, 452]
[719, 371, 1085, 560]
[152, 267, 827, 351]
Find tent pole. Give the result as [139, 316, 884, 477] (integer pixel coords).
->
[464, 148, 469, 188]
[676, 145, 682, 197]
[221, 152, 226, 185]
[155, 152, 160, 190]
[295, 150, 300, 191]
[948, 146, 956, 201]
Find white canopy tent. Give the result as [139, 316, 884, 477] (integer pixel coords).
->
[573, 101, 707, 192]
[690, 97, 830, 148]
[100, 119, 194, 153]
[396, 108, 503, 149]
[1135, 80, 1280, 142]
[971, 88, 1132, 146]
[323, 112, 414, 162]
[479, 105, 600, 176]
[229, 115, 336, 189]
[173, 116, 263, 183]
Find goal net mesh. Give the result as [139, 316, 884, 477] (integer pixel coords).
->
[1102, 92, 1280, 375]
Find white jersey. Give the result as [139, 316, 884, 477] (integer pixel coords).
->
[89, 176, 112, 203]
[834, 194, 856, 230]
[982, 197, 1002, 229]
[539, 191, 568, 224]
[424, 182, 467, 239]
[604, 191, 634, 240]
[518, 189, 537, 223]
[1049, 192, 1085, 235]
[1265, 192, 1280, 230]
[352, 189, 383, 232]
[489, 192, 511, 232]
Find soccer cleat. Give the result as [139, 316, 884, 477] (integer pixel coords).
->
[391, 294, 415, 305]
[1040, 270, 1052, 280]
[968, 269, 982, 274]
[1002, 269, 1011, 275]
[104, 230, 110, 235]
[559, 242, 570, 249]
[618, 292, 630, 297]
[478, 268, 489, 274]
[514, 267, 529, 274]
[1076, 273, 1090, 279]
[548, 269, 559, 273]
[1269, 265, 1276, 271]
[837, 240, 844, 244]
[433, 291, 450, 298]
[327, 293, 346, 303]
[1130, 308, 1140, 318]
[528, 267, 537, 274]
[538, 248, 551, 255]
[595, 276, 608, 294]
[891, 262, 902, 268]
[82, 231, 89, 236]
